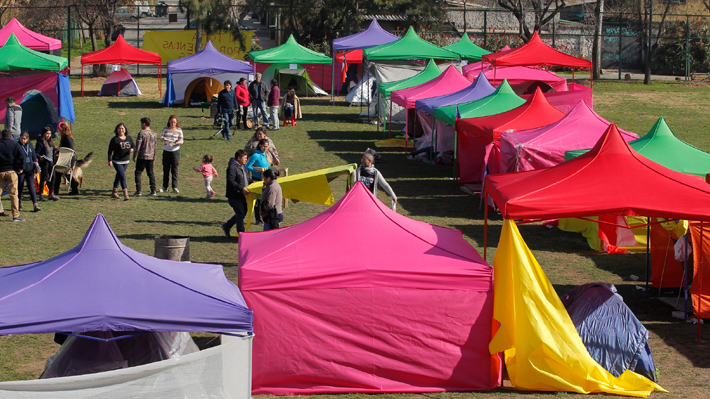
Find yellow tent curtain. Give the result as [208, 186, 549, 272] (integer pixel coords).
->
[490, 220, 666, 397]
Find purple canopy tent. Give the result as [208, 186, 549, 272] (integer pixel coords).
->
[331, 19, 399, 102]
[0, 214, 253, 335]
[413, 73, 496, 157]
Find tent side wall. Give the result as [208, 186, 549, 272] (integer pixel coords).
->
[0, 71, 59, 121]
[167, 72, 247, 105]
[246, 287, 498, 394]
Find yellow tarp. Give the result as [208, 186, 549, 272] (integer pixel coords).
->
[142, 30, 254, 63]
[558, 216, 648, 252]
[241, 164, 357, 232]
[490, 219, 666, 397]
[375, 138, 407, 148]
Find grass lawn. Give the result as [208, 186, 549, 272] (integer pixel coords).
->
[1, 77, 709, 397]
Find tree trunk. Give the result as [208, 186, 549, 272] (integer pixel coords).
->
[195, 19, 203, 52]
[592, 0, 604, 80]
[88, 23, 103, 77]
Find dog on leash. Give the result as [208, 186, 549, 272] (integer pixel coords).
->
[63, 152, 94, 188]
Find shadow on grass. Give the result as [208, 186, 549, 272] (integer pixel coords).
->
[117, 232, 229, 244]
[107, 101, 164, 109]
[134, 219, 219, 226]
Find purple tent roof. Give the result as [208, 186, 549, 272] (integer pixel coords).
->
[414, 73, 496, 114]
[0, 214, 253, 335]
[332, 19, 399, 51]
[166, 40, 254, 74]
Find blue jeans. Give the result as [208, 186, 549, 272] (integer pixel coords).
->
[284, 106, 295, 119]
[263, 213, 283, 231]
[252, 100, 269, 127]
[225, 197, 246, 234]
[113, 163, 128, 189]
[220, 110, 234, 140]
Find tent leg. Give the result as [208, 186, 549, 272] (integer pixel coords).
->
[685, 237, 690, 323]
[81, 68, 84, 98]
[484, 195, 489, 262]
[646, 222, 650, 290]
[453, 129, 458, 180]
[331, 56, 335, 105]
[430, 121, 435, 165]
[388, 100, 392, 139]
[699, 221, 705, 341]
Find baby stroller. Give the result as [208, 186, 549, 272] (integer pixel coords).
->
[213, 112, 230, 138]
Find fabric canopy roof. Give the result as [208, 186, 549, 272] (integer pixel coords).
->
[248, 34, 331, 64]
[463, 62, 567, 91]
[363, 27, 460, 61]
[0, 33, 67, 71]
[334, 49, 362, 64]
[486, 123, 710, 221]
[500, 101, 639, 173]
[167, 40, 254, 74]
[378, 60, 441, 96]
[443, 34, 491, 61]
[433, 79, 524, 125]
[566, 116, 710, 178]
[455, 87, 566, 143]
[415, 72, 496, 114]
[333, 19, 399, 51]
[81, 34, 161, 65]
[482, 31, 591, 69]
[391, 65, 471, 108]
[0, 214, 253, 335]
[0, 18, 61, 51]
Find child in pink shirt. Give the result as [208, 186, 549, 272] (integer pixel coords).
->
[193, 154, 218, 199]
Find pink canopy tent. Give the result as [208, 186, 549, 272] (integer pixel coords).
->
[239, 183, 501, 395]
[521, 82, 593, 113]
[463, 62, 568, 91]
[499, 101, 639, 173]
[0, 18, 61, 53]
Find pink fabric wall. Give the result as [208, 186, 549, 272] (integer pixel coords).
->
[0, 71, 58, 121]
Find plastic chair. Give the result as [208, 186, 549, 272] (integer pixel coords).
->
[52, 147, 76, 192]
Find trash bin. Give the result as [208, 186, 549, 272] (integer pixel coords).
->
[156, 1, 168, 17]
[154, 235, 190, 262]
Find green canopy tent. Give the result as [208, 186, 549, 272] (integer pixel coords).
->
[443, 34, 491, 62]
[376, 60, 442, 136]
[262, 64, 328, 96]
[565, 116, 710, 178]
[363, 27, 460, 61]
[0, 33, 67, 71]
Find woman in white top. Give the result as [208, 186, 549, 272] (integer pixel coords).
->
[160, 115, 184, 194]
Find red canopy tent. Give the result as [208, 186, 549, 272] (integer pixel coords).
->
[454, 87, 566, 182]
[481, 31, 592, 83]
[80, 35, 162, 97]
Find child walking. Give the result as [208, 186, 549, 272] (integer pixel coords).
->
[193, 155, 218, 199]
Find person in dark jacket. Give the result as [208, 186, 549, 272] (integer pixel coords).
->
[221, 149, 251, 241]
[107, 122, 135, 201]
[0, 128, 24, 221]
[267, 79, 280, 130]
[51, 123, 77, 199]
[17, 131, 40, 212]
[248, 73, 270, 128]
[217, 80, 236, 141]
[35, 126, 55, 202]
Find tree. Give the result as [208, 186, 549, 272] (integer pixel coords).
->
[496, 0, 566, 41]
[180, 0, 247, 53]
[592, 0, 604, 80]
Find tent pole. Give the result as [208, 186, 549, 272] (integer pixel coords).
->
[388, 99, 392, 139]
[484, 194, 489, 262]
[159, 64, 162, 97]
[453, 128, 458, 180]
[430, 120, 435, 165]
[699, 221, 705, 341]
[646, 222, 650, 290]
[331, 53, 335, 105]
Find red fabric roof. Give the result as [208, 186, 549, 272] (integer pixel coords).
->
[482, 31, 591, 69]
[334, 49, 363, 64]
[81, 35, 161, 65]
[485, 123, 710, 222]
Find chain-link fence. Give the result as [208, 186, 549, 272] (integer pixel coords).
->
[3, 4, 710, 79]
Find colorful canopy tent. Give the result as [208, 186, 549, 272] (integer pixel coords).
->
[20, 90, 60, 136]
[0, 34, 74, 125]
[161, 40, 253, 106]
[482, 31, 592, 80]
[455, 87, 565, 182]
[521, 82, 593, 114]
[81, 34, 162, 98]
[248, 34, 332, 64]
[0, 18, 61, 55]
[361, 62, 425, 121]
[443, 34, 491, 61]
[414, 73, 496, 152]
[0, 213, 254, 397]
[463, 62, 568, 91]
[433, 79, 524, 125]
[485, 123, 710, 222]
[377, 60, 442, 131]
[500, 101, 638, 173]
[566, 116, 710, 178]
[363, 26, 460, 61]
[239, 182, 500, 394]
[491, 220, 665, 397]
[98, 67, 142, 96]
[561, 283, 658, 382]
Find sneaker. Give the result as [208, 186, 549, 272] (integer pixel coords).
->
[149, 191, 157, 196]
[172, 188, 180, 194]
[221, 223, 231, 238]
[133, 191, 142, 197]
[0, 212, 9, 217]
[159, 187, 168, 193]
[49, 194, 59, 201]
[12, 217, 25, 222]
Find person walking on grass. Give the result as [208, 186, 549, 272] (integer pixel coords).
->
[194, 154, 218, 199]
[133, 117, 157, 197]
[351, 149, 397, 210]
[267, 79, 280, 130]
[0, 128, 24, 221]
[160, 115, 183, 194]
[17, 131, 40, 212]
[222, 149, 251, 241]
[235, 77, 250, 130]
[248, 73, 270, 128]
[5, 97, 22, 140]
[217, 80, 236, 141]
[107, 122, 135, 201]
